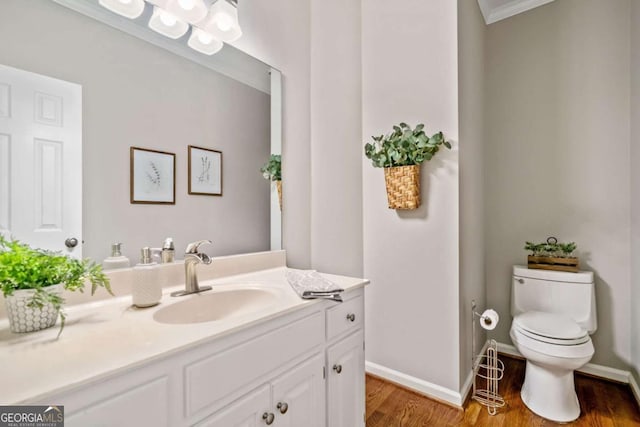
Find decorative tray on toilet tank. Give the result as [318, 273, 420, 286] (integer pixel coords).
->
[525, 237, 579, 273]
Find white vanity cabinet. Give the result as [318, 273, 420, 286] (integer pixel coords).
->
[327, 331, 365, 427]
[325, 293, 365, 427]
[40, 288, 365, 427]
[200, 354, 325, 427]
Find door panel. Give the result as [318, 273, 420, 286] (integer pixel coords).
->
[0, 63, 81, 255]
[196, 385, 271, 427]
[327, 330, 365, 427]
[271, 354, 325, 427]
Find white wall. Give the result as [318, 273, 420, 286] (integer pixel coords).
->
[309, 0, 362, 277]
[232, 0, 364, 275]
[363, 0, 461, 393]
[231, 0, 312, 268]
[630, 0, 640, 382]
[485, 0, 632, 369]
[458, 0, 486, 389]
[0, 0, 270, 263]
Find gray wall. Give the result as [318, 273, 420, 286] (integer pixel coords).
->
[231, 0, 312, 269]
[0, 0, 270, 263]
[631, 0, 640, 382]
[233, 0, 364, 276]
[363, 0, 461, 392]
[309, 0, 362, 277]
[485, 0, 632, 369]
[458, 0, 486, 389]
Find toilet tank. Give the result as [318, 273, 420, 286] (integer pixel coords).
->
[511, 265, 597, 333]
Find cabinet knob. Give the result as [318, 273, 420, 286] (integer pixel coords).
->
[346, 313, 356, 322]
[262, 412, 275, 425]
[277, 401, 289, 414]
[333, 364, 343, 374]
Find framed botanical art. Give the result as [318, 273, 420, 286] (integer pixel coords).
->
[188, 145, 223, 196]
[130, 147, 176, 204]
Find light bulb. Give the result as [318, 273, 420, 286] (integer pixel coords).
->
[216, 15, 233, 32]
[197, 31, 214, 44]
[177, 0, 195, 11]
[120, 0, 132, 4]
[160, 11, 177, 26]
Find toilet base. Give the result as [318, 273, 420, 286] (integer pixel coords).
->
[520, 360, 580, 423]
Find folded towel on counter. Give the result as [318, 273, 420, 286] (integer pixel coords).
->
[286, 269, 344, 302]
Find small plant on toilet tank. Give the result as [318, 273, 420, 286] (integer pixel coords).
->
[364, 122, 451, 210]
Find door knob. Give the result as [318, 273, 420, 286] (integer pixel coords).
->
[277, 401, 288, 414]
[262, 412, 275, 425]
[333, 364, 342, 374]
[65, 237, 78, 248]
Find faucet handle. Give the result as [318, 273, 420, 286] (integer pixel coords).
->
[185, 240, 212, 254]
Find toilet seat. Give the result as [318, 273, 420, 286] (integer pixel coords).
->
[510, 312, 594, 360]
[513, 311, 590, 346]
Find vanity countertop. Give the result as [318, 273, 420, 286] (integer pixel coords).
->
[0, 267, 368, 404]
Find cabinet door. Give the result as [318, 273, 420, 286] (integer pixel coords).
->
[196, 385, 271, 427]
[271, 354, 325, 427]
[327, 330, 365, 427]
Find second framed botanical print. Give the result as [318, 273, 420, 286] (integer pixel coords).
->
[188, 145, 222, 196]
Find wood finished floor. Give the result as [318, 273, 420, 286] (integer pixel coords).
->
[366, 356, 640, 426]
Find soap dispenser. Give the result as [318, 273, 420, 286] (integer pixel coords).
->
[102, 243, 131, 270]
[162, 237, 175, 263]
[132, 247, 161, 308]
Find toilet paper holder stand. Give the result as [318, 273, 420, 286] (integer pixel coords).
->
[471, 300, 506, 415]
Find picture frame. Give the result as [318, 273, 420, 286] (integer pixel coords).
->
[188, 145, 223, 196]
[130, 147, 176, 204]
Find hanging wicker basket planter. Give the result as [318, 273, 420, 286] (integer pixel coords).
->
[364, 123, 451, 211]
[276, 180, 282, 210]
[384, 165, 421, 210]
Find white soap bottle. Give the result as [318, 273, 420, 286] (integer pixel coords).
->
[102, 243, 131, 270]
[132, 247, 162, 308]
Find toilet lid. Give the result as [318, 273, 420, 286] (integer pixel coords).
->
[514, 311, 587, 340]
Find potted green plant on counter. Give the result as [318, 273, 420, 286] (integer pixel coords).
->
[364, 122, 451, 209]
[261, 154, 282, 210]
[0, 237, 113, 336]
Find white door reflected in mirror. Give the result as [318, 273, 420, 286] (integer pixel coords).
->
[0, 64, 82, 256]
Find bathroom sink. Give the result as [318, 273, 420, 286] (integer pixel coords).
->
[153, 287, 280, 324]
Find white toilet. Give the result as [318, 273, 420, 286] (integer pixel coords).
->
[509, 265, 597, 423]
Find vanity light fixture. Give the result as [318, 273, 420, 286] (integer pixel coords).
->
[98, 0, 243, 55]
[98, 0, 145, 19]
[148, 6, 190, 39]
[147, 0, 208, 24]
[200, 0, 242, 43]
[188, 27, 224, 55]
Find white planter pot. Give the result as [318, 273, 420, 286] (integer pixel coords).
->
[4, 284, 62, 333]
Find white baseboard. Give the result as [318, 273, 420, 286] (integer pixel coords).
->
[365, 343, 640, 409]
[365, 341, 489, 407]
[365, 361, 465, 407]
[496, 342, 632, 384]
[630, 372, 640, 408]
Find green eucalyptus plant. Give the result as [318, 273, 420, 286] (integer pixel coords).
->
[525, 240, 577, 258]
[364, 122, 452, 168]
[0, 236, 113, 335]
[261, 154, 282, 181]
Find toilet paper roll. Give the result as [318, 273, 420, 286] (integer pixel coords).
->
[480, 309, 499, 330]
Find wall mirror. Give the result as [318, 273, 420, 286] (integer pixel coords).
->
[0, 0, 282, 264]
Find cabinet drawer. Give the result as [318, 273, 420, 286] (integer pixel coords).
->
[185, 312, 324, 417]
[326, 294, 363, 340]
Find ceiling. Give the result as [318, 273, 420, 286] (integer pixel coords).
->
[477, 0, 556, 24]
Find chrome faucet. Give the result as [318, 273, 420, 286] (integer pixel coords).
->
[171, 240, 213, 297]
